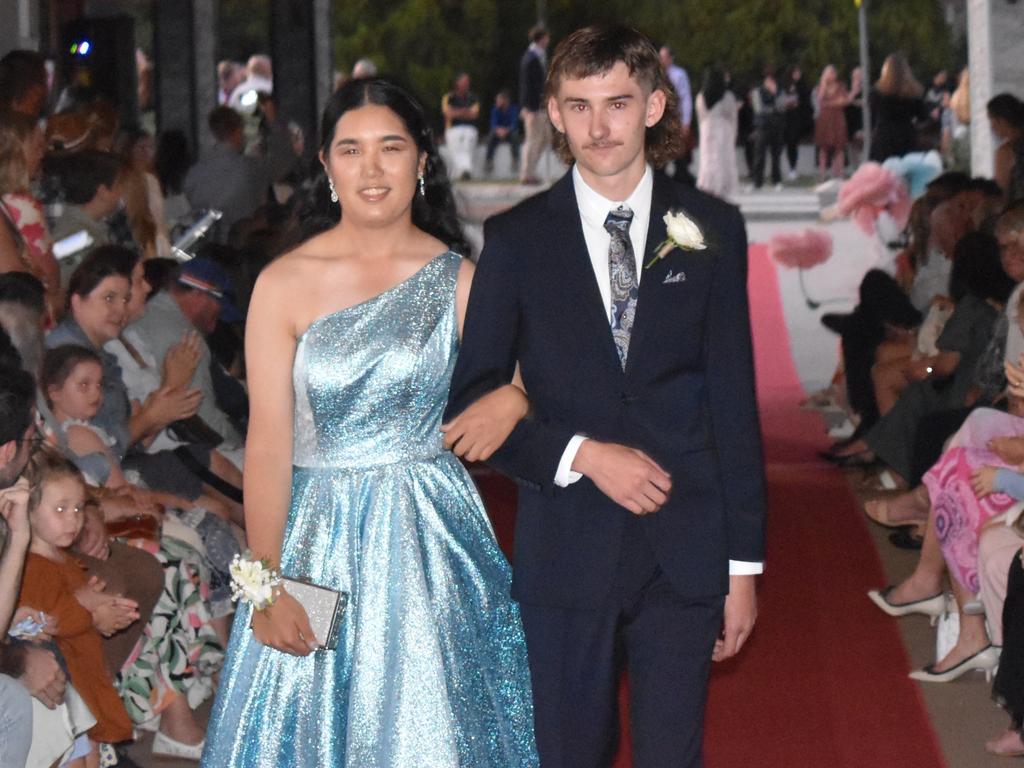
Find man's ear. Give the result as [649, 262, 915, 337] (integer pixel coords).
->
[547, 95, 564, 134]
[645, 88, 667, 128]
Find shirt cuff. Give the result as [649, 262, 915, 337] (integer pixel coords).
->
[729, 560, 764, 576]
[554, 435, 588, 487]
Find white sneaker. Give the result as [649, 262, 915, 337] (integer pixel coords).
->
[773, 183, 784, 192]
[787, 169, 798, 181]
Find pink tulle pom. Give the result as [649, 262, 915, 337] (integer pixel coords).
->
[768, 228, 833, 270]
[836, 162, 911, 235]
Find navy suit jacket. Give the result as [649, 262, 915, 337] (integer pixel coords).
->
[445, 170, 767, 608]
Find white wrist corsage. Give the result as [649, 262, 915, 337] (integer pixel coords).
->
[647, 210, 707, 268]
[229, 552, 281, 611]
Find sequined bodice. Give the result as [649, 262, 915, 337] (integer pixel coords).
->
[292, 251, 461, 469]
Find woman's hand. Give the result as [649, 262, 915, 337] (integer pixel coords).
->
[970, 465, 1000, 498]
[142, 385, 203, 429]
[162, 332, 202, 390]
[89, 594, 141, 636]
[250, 590, 318, 656]
[989, 436, 1024, 467]
[441, 384, 529, 462]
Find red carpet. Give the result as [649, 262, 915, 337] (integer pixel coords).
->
[474, 244, 946, 767]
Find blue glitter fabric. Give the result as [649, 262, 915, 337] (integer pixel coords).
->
[201, 251, 538, 767]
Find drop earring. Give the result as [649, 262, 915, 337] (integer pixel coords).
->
[418, 175, 425, 197]
[328, 178, 339, 203]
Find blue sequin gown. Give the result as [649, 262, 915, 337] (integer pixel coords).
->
[201, 252, 538, 767]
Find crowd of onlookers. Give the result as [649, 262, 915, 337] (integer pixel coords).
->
[807, 68, 1024, 756]
[0, 47, 267, 767]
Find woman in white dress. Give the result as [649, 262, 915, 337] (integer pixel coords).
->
[696, 68, 740, 200]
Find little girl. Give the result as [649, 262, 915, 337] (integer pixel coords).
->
[18, 450, 136, 766]
[42, 344, 127, 488]
[40, 343, 226, 756]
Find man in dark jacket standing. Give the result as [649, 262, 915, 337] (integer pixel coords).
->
[518, 25, 550, 185]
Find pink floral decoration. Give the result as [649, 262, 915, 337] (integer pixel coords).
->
[768, 228, 833, 270]
[835, 162, 911, 236]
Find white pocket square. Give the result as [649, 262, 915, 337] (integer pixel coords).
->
[663, 270, 686, 284]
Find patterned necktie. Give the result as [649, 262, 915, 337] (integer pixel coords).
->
[605, 206, 637, 369]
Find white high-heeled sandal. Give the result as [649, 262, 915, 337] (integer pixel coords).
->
[152, 730, 205, 761]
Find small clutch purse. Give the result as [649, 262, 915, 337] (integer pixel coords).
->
[252, 577, 348, 652]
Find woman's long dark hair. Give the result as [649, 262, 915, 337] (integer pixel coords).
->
[948, 231, 1016, 305]
[288, 77, 468, 255]
[65, 244, 139, 313]
[701, 68, 727, 111]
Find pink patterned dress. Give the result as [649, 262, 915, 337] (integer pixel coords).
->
[924, 445, 1019, 594]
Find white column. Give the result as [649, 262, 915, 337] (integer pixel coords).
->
[0, 0, 41, 55]
[968, 0, 1024, 178]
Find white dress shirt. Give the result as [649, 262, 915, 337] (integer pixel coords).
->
[553, 164, 763, 576]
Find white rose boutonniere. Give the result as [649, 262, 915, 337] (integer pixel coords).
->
[647, 210, 707, 268]
[229, 552, 282, 611]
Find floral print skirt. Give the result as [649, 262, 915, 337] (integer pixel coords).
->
[115, 531, 225, 724]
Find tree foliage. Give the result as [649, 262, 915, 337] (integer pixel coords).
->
[216, 0, 958, 130]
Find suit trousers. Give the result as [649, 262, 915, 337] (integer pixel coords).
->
[519, 516, 724, 768]
[520, 110, 552, 181]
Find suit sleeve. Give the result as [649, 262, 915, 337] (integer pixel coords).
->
[705, 207, 767, 561]
[446, 218, 576, 493]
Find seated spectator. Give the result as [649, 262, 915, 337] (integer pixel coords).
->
[47, 246, 242, 610]
[822, 175, 1004, 447]
[117, 127, 171, 259]
[154, 130, 193, 237]
[128, 257, 246, 453]
[988, 93, 1024, 204]
[184, 106, 270, 242]
[0, 271, 46, 376]
[49, 150, 123, 277]
[0, 347, 76, 768]
[988, 524, 1024, 756]
[839, 232, 1017, 479]
[18, 451, 136, 764]
[0, 50, 48, 120]
[484, 89, 520, 177]
[250, 91, 304, 192]
[442, 72, 480, 180]
[0, 112, 61, 321]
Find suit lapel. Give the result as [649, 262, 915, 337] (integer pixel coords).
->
[545, 174, 624, 375]
[625, 173, 677, 377]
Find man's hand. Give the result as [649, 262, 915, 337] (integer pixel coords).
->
[572, 440, 671, 515]
[73, 503, 110, 560]
[713, 574, 757, 662]
[19, 645, 66, 709]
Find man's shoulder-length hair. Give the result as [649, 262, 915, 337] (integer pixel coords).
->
[544, 25, 684, 169]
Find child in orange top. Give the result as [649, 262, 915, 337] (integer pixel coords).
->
[18, 451, 136, 765]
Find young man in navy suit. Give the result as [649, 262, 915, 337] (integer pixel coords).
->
[445, 25, 766, 768]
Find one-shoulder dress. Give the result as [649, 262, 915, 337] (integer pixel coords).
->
[201, 251, 538, 767]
